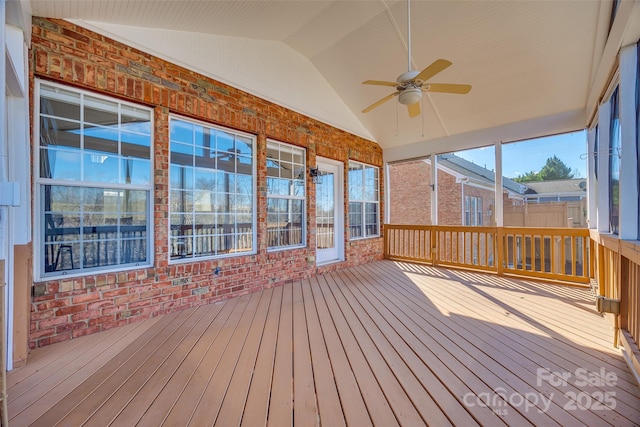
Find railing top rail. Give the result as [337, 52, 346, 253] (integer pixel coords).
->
[501, 226, 590, 236]
[384, 224, 498, 232]
[384, 224, 590, 236]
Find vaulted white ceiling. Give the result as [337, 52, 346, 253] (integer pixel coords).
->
[27, 0, 639, 161]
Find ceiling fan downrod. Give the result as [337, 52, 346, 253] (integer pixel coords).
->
[407, 0, 412, 73]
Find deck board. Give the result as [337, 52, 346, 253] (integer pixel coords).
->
[133, 297, 241, 426]
[339, 267, 505, 427]
[292, 280, 319, 426]
[402, 264, 640, 392]
[215, 288, 274, 426]
[395, 266, 640, 419]
[308, 275, 372, 426]
[300, 278, 345, 427]
[8, 260, 640, 426]
[316, 273, 400, 426]
[86, 304, 219, 426]
[332, 269, 453, 426]
[108, 302, 225, 426]
[324, 271, 426, 425]
[267, 282, 294, 427]
[240, 285, 282, 427]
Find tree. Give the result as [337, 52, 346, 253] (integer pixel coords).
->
[513, 155, 574, 182]
[538, 155, 574, 180]
[513, 170, 542, 183]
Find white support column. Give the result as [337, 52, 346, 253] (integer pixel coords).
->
[597, 101, 611, 233]
[618, 44, 639, 240]
[587, 127, 597, 229]
[431, 153, 438, 225]
[494, 141, 503, 227]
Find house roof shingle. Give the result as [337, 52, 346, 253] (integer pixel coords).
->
[437, 154, 526, 195]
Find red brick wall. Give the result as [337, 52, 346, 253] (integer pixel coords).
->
[389, 161, 500, 226]
[389, 160, 432, 224]
[29, 18, 384, 348]
[437, 170, 463, 225]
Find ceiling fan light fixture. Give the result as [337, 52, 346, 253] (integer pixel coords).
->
[398, 88, 421, 105]
[360, 0, 470, 117]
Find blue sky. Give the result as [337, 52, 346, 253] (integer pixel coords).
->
[454, 130, 587, 180]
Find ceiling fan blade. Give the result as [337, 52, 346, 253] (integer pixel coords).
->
[415, 59, 452, 82]
[362, 80, 398, 87]
[425, 83, 472, 94]
[362, 92, 398, 113]
[407, 102, 420, 118]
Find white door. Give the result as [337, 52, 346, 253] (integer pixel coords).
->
[315, 158, 344, 264]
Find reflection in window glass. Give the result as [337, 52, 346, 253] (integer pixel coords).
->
[609, 87, 621, 234]
[36, 81, 153, 278]
[169, 117, 255, 260]
[348, 161, 379, 239]
[266, 140, 306, 250]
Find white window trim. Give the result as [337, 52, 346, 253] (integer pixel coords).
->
[266, 139, 306, 252]
[464, 195, 483, 226]
[168, 114, 257, 263]
[34, 79, 154, 280]
[348, 160, 380, 240]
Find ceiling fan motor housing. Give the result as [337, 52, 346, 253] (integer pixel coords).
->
[397, 70, 420, 84]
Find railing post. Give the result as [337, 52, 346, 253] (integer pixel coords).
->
[383, 224, 388, 259]
[597, 241, 606, 297]
[431, 226, 437, 267]
[496, 227, 504, 276]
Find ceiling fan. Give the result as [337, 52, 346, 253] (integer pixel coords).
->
[361, 0, 471, 118]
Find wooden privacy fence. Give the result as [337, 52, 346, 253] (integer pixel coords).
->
[384, 224, 592, 284]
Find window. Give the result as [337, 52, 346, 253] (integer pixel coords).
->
[266, 140, 306, 250]
[464, 195, 483, 226]
[169, 117, 255, 260]
[637, 42, 640, 238]
[348, 162, 380, 239]
[36, 81, 153, 278]
[609, 87, 621, 234]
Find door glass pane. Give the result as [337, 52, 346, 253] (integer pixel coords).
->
[316, 171, 335, 250]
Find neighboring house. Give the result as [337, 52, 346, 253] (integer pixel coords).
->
[389, 154, 526, 226]
[390, 158, 588, 228]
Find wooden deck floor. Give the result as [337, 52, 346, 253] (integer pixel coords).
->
[8, 260, 640, 426]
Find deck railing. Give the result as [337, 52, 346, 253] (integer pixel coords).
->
[384, 224, 591, 284]
[591, 231, 640, 352]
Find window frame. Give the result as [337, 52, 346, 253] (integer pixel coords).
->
[348, 161, 380, 240]
[265, 139, 307, 251]
[464, 195, 483, 226]
[168, 115, 257, 262]
[34, 79, 154, 280]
